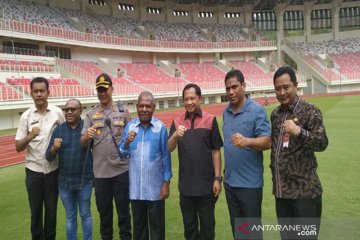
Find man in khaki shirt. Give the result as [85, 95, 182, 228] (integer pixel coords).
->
[81, 73, 131, 240]
[15, 77, 65, 240]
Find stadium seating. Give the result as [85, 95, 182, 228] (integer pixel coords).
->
[292, 38, 360, 56]
[71, 61, 104, 78]
[201, 24, 248, 42]
[6, 77, 85, 97]
[96, 16, 143, 39]
[330, 52, 360, 79]
[0, 59, 55, 72]
[291, 38, 360, 81]
[71, 61, 130, 84]
[119, 63, 178, 84]
[1, 0, 76, 31]
[231, 61, 274, 86]
[0, 82, 22, 100]
[178, 62, 225, 82]
[143, 21, 206, 42]
[59, 8, 117, 36]
[0, 0, 263, 44]
[7, 77, 79, 86]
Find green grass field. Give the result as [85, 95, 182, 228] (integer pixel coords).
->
[1, 95, 359, 239]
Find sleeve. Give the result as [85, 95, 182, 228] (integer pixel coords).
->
[81, 113, 92, 135]
[211, 117, 223, 150]
[161, 125, 172, 181]
[298, 105, 328, 152]
[45, 126, 59, 161]
[270, 109, 275, 125]
[254, 106, 271, 137]
[270, 110, 276, 137]
[124, 106, 131, 125]
[58, 108, 65, 124]
[15, 111, 29, 140]
[118, 123, 130, 159]
[168, 121, 176, 138]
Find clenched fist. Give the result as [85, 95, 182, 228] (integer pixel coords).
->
[29, 127, 40, 140]
[126, 131, 137, 144]
[231, 133, 249, 148]
[283, 119, 301, 136]
[174, 125, 187, 139]
[52, 138, 63, 151]
[86, 127, 96, 140]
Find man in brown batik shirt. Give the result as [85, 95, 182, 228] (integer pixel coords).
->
[270, 66, 328, 240]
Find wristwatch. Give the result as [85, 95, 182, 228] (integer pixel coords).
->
[300, 128, 308, 137]
[214, 176, 223, 183]
[163, 180, 170, 184]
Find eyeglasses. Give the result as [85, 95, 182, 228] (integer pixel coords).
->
[62, 107, 79, 113]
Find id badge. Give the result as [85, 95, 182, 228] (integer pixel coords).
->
[283, 133, 289, 148]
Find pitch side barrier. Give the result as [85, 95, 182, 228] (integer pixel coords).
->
[0, 76, 307, 102]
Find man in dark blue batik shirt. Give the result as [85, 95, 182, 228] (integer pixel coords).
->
[46, 99, 93, 240]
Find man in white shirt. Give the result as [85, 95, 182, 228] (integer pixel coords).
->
[15, 77, 65, 240]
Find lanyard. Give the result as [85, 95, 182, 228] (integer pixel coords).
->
[105, 118, 124, 160]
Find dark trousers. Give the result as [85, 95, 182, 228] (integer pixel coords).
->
[93, 171, 131, 240]
[179, 193, 217, 240]
[25, 168, 59, 240]
[224, 183, 263, 239]
[131, 200, 165, 240]
[276, 196, 322, 240]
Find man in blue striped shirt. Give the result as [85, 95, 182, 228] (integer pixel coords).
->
[46, 99, 93, 240]
[119, 91, 172, 240]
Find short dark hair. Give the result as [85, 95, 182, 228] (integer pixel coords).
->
[273, 66, 297, 85]
[31, 77, 49, 91]
[224, 69, 244, 84]
[182, 83, 201, 99]
[66, 98, 82, 109]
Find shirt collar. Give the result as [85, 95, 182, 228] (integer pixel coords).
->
[98, 103, 116, 113]
[66, 119, 83, 130]
[185, 108, 202, 120]
[134, 116, 156, 128]
[280, 95, 300, 112]
[225, 97, 250, 115]
[32, 104, 51, 113]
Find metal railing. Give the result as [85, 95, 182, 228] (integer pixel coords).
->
[0, 18, 277, 50]
[0, 64, 58, 72]
[0, 76, 293, 102]
[56, 59, 95, 83]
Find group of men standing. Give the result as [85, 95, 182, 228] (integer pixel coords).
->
[15, 66, 328, 240]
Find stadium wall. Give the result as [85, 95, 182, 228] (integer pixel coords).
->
[0, 0, 359, 130]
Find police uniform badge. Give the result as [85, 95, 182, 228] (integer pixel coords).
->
[92, 113, 103, 119]
[114, 120, 124, 127]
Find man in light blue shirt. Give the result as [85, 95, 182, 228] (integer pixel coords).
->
[223, 69, 271, 239]
[119, 91, 172, 240]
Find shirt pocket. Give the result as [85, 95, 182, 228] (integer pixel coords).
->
[236, 120, 254, 137]
[113, 118, 125, 137]
[93, 120, 105, 139]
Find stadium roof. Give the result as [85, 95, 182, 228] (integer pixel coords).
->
[169, 0, 356, 9]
